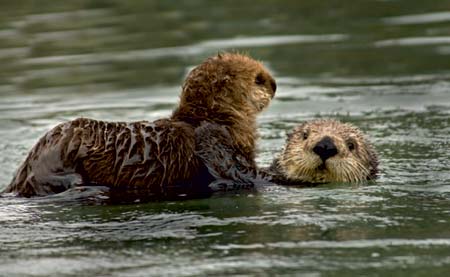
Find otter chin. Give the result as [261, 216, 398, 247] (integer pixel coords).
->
[268, 119, 378, 185]
[3, 52, 276, 199]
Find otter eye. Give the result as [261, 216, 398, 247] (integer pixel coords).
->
[347, 140, 355, 151]
[255, 73, 265, 85]
[302, 131, 309, 140]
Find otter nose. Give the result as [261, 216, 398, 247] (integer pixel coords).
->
[270, 79, 277, 96]
[313, 136, 338, 161]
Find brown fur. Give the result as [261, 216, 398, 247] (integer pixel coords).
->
[268, 119, 378, 184]
[3, 53, 276, 198]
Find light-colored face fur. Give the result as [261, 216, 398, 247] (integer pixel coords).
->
[278, 119, 378, 183]
[247, 69, 276, 113]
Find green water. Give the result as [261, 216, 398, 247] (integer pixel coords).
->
[1, 0, 450, 276]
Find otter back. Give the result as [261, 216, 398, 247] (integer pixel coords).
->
[4, 118, 213, 198]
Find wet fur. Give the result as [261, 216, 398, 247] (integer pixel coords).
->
[267, 119, 378, 185]
[4, 53, 276, 198]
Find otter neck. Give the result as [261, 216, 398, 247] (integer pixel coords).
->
[172, 104, 258, 159]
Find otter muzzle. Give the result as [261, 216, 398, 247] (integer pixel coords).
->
[313, 136, 338, 162]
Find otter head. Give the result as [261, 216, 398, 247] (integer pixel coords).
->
[277, 119, 378, 183]
[175, 52, 276, 124]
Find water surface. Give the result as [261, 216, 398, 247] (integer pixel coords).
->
[1, 1, 450, 276]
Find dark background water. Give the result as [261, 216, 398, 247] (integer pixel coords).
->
[1, 1, 450, 276]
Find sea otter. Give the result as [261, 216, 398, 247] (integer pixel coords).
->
[3, 53, 276, 199]
[267, 119, 378, 185]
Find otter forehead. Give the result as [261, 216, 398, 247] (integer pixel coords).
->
[184, 53, 273, 86]
[210, 52, 265, 71]
[295, 119, 363, 139]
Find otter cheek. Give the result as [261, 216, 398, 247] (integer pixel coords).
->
[304, 153, 321, 171]
[264, 88, 274, 108]
[261, 94, 271, 110]
[252, 87, 270, 111]
[324, 160, 340, 180]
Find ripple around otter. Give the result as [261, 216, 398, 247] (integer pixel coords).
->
[375, 36, 450, 47]
[382, 11, 450, 25]
[1, 0, 450, 276]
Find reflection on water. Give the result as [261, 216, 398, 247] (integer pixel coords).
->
[382, 11, 450, 25]
[1, 0, 450, 276]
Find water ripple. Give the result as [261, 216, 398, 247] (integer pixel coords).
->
[382, 11, 450, 25]
[213, 238, 450, 250]
[375, 36, 450, 47]
[22, 34, 348, 66]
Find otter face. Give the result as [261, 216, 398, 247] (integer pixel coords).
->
[278, 119, 378, 183]
[247, 69, 277, 112]
[180, 53, 276, 118]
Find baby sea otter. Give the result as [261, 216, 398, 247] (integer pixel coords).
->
[268, 119, 378, 185]
[3, 53, 276, 199]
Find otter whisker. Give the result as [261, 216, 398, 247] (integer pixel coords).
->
[354, 161, 370, 182]
[338, 162, 351, 182]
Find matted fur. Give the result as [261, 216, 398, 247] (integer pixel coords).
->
[4, 53, 276, 198]
[268, 119, 378, 184]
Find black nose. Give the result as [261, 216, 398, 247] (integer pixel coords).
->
[313, 136, 338, 161]
[270, 79, 277, 94]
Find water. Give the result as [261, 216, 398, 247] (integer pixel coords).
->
[1, 0, 450, 276]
